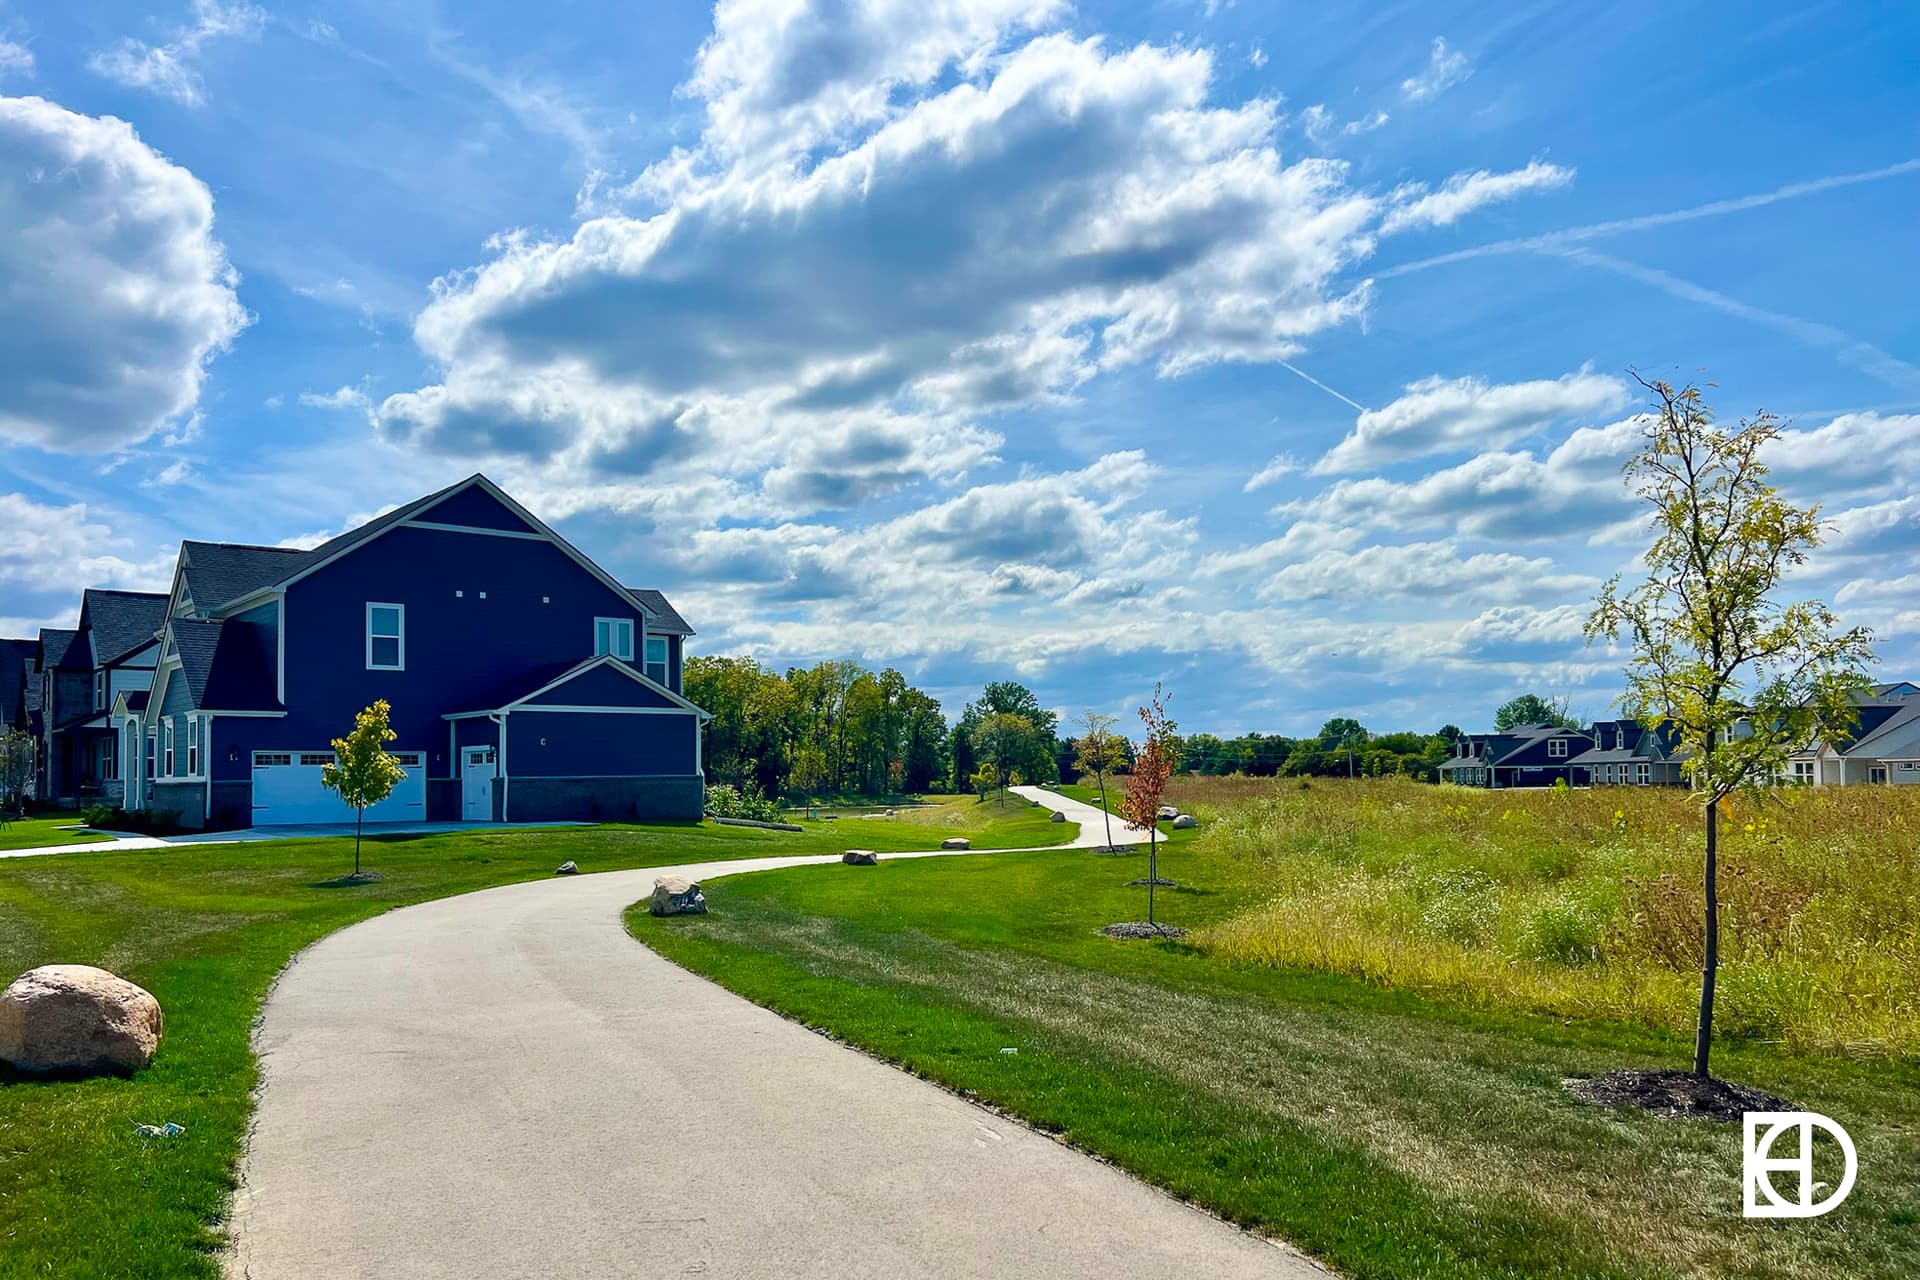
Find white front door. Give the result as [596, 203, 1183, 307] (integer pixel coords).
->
[463, 748, 497, 821]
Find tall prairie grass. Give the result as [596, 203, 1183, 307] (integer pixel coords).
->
[1173, 776, 1920, 1057]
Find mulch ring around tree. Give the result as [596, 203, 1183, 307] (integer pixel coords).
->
[1128, 877, 1177, 887]
[1099, 922, 1188, 941]
[1564, 1068, 1795, 1121]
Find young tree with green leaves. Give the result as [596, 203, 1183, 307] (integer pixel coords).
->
[0, 727, 35, 818]
[1586, 375, 1873, 1079]
[1119, 684, 1177, 928]
[971, 712, 1040, 806]
[1073, 710, 1125, 851]
[1493, 692, 1577, 730]
[321, 699, 410, 877]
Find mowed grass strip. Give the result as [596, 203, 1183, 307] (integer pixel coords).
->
[629, 835, 1920, 1280]
[0, 817, 113, 852]
[0, 797, 1068, 1280]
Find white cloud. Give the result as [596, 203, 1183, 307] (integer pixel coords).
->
[377, 21, 1381, 515]
[1298, 104, 1390, 147]
[0, 96, 248, 453]
[299, 385, 373, 413]
[0, 493, 173, 603]
[88, 0, 265, 106]
[1401, 36, 1472, 102]
[1248, 45, 1267, 69]
[1286, 417, 1645, 538]
[1315, 368, 1630, 473]
[1243, 452, 1302, 491]
[0, 38, 32, 79]
[1253, 541, 1595, 606]
[1381, 160, 1574, 234]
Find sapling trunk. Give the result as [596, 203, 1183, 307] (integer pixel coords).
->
[1097, 774, 1114, 851]
[1694, 796, 1719, 1078]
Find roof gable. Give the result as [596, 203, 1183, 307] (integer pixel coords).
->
[624, 588, 694, 636]
[79, 589, 169, 667]
[414, 483, 545, 534]
[524, 661, 683, 709]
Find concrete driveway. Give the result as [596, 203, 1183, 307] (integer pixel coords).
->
[228, 789, 1318, 1279]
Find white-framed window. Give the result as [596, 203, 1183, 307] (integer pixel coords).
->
[300, 752, 336, 767]
[147, 729, 157, 779]
[367, 603, 405, 670]
[644, 635, 668, 685]
[1636, 763, 1651, 785]
[594, 616, 635, 661]
[94, 670, 107, 710]
[163, 720, 175, 776]
[1548, 738, 1568, 758]
[253, 752, 292, 767]
[1790, 760, 1814, 783]
[187, 717, 201, 776]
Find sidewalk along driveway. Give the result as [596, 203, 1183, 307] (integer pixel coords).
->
[228, 791, 1317, 1279]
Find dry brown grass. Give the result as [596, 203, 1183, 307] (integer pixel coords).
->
[1175, 776, 1920, 1057]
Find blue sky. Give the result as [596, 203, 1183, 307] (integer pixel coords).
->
[3, 0, 1917, 736]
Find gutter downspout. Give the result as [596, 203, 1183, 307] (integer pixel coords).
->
[491, 711, 510, 822]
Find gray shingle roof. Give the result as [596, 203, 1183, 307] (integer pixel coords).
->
[39, 627, 84, 671]
[180, 542, 314, 611]
[625, 588, 693, 636]
[168, 617, 281, 712]
[79, 589, 169, 667]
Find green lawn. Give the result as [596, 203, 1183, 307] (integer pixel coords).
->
[0, 816, 113, 852]
[0, 799, 1066, 1279]
[630, 838, 1920, 1280]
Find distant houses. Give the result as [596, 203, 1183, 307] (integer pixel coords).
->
[1439, 681, 1920, 790]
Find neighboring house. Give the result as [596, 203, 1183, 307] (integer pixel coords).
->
[1437, 723, 1596, 788]
[113, 473, 707, 829]
[1, 637, 34, 732]
[31, 627, 89, 804]
[40, 590, 170, 806]
[1784, 685, 1920, 786]
[1566, 718, 1686, 788]
[1, 636, 36, 801]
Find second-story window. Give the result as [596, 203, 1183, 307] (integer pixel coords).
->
[644, 636, 668, 685]
[94, 670, 106, 710]
[594, 617, 635, 661]
[1548, 738, 1568, 758]
[367, 603, 405, 671]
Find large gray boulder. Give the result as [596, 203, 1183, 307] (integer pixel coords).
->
[940, 837, 970, 850]
[648, 876, 708, 916]
[1048, 810, 1067, 823]
[1156, 805, 1180, 821]
[842, 849, 879, 865]
[1171, 814, 1198, 829]
[554, 860, 580, 875]
[0, 965, 164, 1075]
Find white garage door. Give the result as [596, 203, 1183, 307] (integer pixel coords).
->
[251, 751, 426, 825]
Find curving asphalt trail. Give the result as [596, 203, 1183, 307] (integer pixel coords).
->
[227, 789, 1320, 1278]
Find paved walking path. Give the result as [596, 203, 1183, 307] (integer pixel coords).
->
[1, 820, 586, 861]
[228, 789, 1318, 1278]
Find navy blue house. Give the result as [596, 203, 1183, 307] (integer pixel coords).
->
[1436, 723, 1596, 789]
[114, 474, 706, 829]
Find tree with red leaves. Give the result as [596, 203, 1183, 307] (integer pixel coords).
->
[1119, 683, 1177, 929]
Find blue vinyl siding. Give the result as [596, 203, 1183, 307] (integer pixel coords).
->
[260, 524, 650, 753]
[419, 485, 541, 533]
[506, 711, 696, 777]
[233, 600, 279, 696]
[525, 664, 679, 709]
